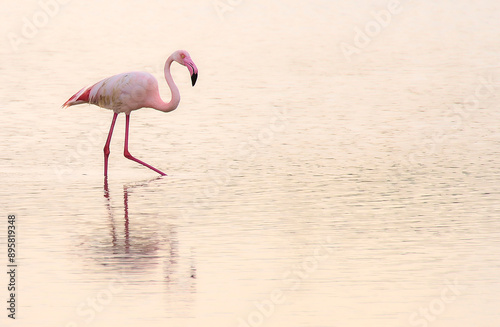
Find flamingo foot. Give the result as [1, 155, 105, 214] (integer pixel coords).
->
[124, 150, 167, 176]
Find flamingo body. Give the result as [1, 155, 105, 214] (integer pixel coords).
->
[63, 72, 165, 114]
[63, 50, 198, 177]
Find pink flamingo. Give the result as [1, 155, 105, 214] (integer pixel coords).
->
[63, 50, 198, 177]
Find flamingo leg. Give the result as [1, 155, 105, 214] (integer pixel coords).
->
[123, 114, 167, 176]
[104, 112, 119, 177]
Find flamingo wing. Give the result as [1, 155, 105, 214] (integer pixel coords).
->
[62, 72, 159, 113]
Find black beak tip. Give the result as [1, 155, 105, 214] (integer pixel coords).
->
[191, 73, 198, 86]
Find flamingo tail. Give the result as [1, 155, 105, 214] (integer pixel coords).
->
[62, 85, 93, 108]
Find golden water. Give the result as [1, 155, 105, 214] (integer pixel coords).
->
[1, 1, 500, 326]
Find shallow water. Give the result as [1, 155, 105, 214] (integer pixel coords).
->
[1, 1, 500, 326]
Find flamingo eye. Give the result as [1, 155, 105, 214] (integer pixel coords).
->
[181, 53, 186, 59]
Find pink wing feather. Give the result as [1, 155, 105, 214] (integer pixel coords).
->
[62, 84, 93, 108]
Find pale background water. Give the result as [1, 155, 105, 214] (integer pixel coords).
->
[1, 1, 500, 326]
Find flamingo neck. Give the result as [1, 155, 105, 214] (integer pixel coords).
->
[154, 55, 180, 112]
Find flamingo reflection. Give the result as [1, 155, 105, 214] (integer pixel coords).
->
[102, 177, 196, 284]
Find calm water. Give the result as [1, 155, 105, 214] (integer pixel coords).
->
[1, 1, 500, 326]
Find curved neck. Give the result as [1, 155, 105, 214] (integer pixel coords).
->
[154, 56, 180, 112]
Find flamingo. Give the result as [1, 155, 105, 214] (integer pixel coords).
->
[62, 50, 198, 177]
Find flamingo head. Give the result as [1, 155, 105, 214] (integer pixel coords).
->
[173, 50, 198, 86]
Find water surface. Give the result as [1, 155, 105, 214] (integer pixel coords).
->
[1, 1, 500, 326]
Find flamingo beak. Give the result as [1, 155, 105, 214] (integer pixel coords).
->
[185, 60, 198, 87]
[191, 72, 198, 86]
